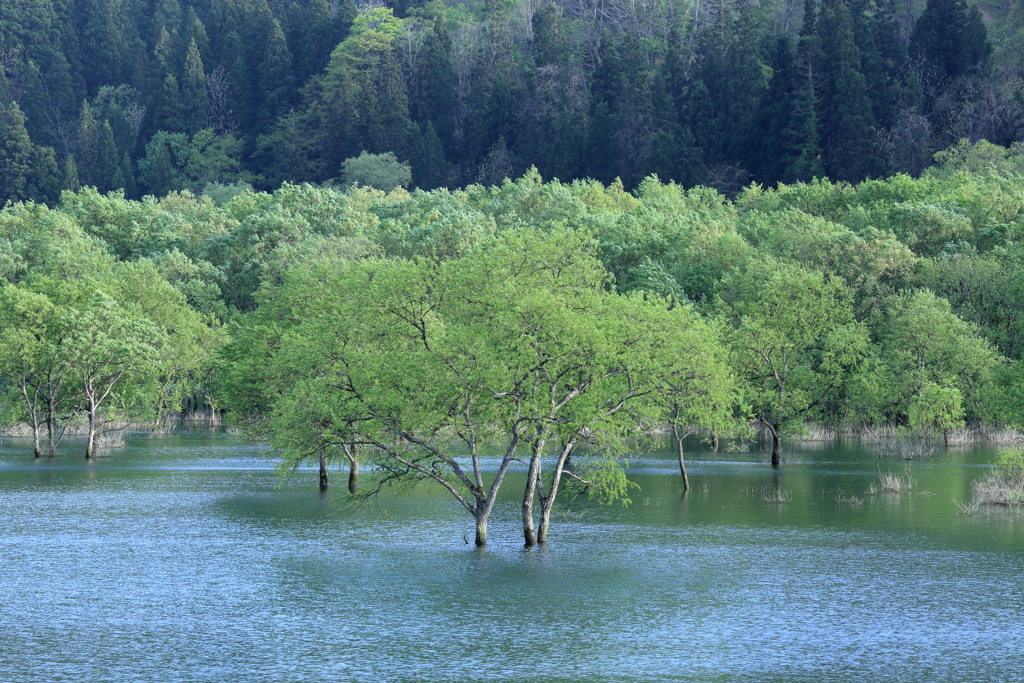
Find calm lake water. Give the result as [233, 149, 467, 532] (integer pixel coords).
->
[1, 431, 1022, 682]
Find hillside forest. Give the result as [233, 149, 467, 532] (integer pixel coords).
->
[2, 0, 1024, 203]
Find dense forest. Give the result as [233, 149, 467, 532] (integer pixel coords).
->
[2, 0, 1023, 204]
[4, 137, 1024, 540]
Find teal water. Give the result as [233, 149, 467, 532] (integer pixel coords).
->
[1, 432, 1021, 682]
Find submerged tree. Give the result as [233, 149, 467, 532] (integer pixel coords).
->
[724, 259, 868, 466]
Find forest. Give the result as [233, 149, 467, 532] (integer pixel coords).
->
[3, 135, 1024, 542]
[1, 0, 1022, 203]
[4, 0, 1024, 544]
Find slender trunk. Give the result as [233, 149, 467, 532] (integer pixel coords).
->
[672, 425, 690, 492]
[475, 509, 488, 546]
[771, 429, 781, 468]
[319, 453, 329, 491]
[348, 458, 359, 495]
[31, 418, 42, 459]
[522, 452, 541, 547]
[711, 433, 719, 452]
[943, 428, 949, 448]
[536, 440, 576, 545]
[85, 405, 97, 461]
[46, 405, 56, 456]
[20, 382, 42, 458]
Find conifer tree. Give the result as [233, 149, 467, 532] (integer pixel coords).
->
[257, 19, 295, 135]
[154, 73, 185, 134]
[63, 153, 81, 191]
[0, 100, 36, 203]
[751, 39, 802, 185]
[910, 0, 992, 79]
[817, 0, 882, 181]
[788, 0, 826, 181]
[181, 38, 208, 135]
[409, 13, 456, 146]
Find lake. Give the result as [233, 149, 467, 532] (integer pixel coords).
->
[1, 431, 1021, 682]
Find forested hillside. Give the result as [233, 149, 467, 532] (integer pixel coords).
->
[2, 0, 1022, 204]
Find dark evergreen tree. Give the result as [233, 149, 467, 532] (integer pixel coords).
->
[818, 0, 882, 181]
[409, 13, 456, 146]
[256, 19, 294, 134]
[153, 73, 186, 133]
[789, 0, 826, 181]
[909, 0, 992, 79]
[750, 39, 803, 186]
[181, 38, 208, 134]
[410, 121, 450, 190]
[0, 99, 37, 203]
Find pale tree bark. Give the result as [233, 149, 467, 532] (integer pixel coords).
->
[671, 423, 690, 492]
[20, 380, 43, 459]
[522, 438, 544, 547]
[537, 439, 578, 544]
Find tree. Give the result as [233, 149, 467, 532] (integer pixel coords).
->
[856, 289, 1002, 428]
[63, 292, 161, 459]
[725, 260, 868, 466]
[220, 228, 657, 545]
[651, 308, 737, 490]
[0, 99, 59, 205]
[0, 284, 76, 457]
[181, 38, 208, 135]
[341, 151, 411, 191]
[909, 0, 992, 80]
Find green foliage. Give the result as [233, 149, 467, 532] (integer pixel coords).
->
[341, 151, 412, 192]
[996, 447, 1024, 477]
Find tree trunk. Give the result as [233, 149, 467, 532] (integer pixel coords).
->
[46, 407, 56, 456]
[348, 458, 359, 494]
[474, 510, 488, 546]
[673, 426, 689, 492]
[712, 433, 719, 452]
[85, 405, 97, 461]
[536, 440, 576, 545]
[771, 429, 781, 468]
[522, 452, 541, 547]
[20, 383, 42, 458]
[31, 419, 42, 459]
[319, 453, 329, 491]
